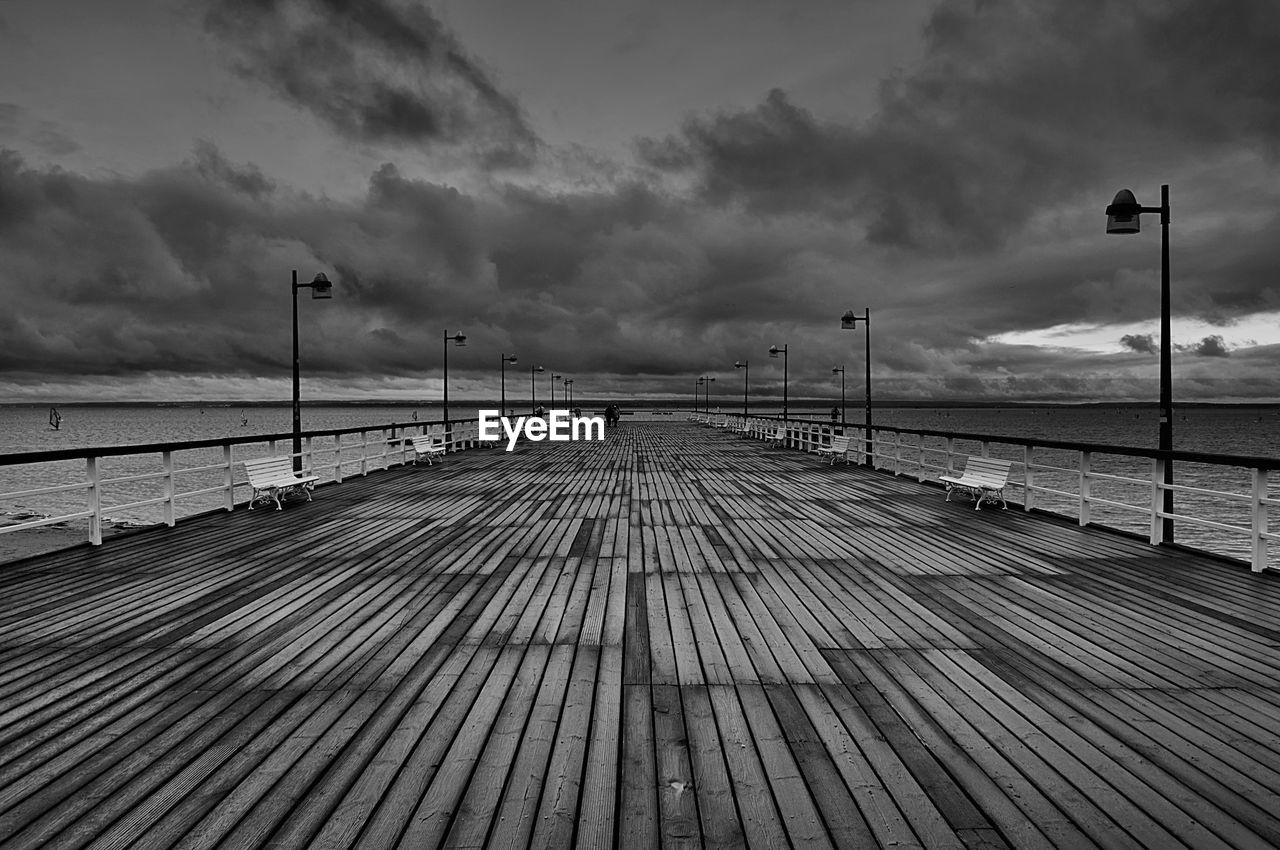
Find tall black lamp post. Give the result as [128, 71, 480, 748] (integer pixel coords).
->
[499, 353, 517, 415]
[551, 373, 562, 407]
[832, 366, 846, 424]
[701, 376, 715, 413]
[841, 309, 872, 467]
[1106, 184, 1174, 542]
[442, 329, 466, 426]
[769, 344, 788, 420]
[734, 360, 749, 420]
[291, 270, 332, 472]
[564, 378, 574, 408]
[531, 365, 545, 413]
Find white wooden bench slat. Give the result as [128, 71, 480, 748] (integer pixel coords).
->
[940, 456, 1012, 510]
[410, 434, 447, 464]
[242, 457, 319, 511]
[817, 434, 851, 465]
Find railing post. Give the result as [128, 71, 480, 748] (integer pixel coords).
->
[894, 430, 902, 476]
[945, 437, 956, 474]
[334, 433, 344, 483]
[1023, 445, 1034, 512]
[1252, 467, 1268, 573]
[162, 450, 176, 527]
[304, 436, 314, 474]
[359, 430, 369, 476]
[86, 456, 102, 546]
[223, 445, 235, 511]
[1079, 450, 1091, 527]
[1150, 457, 1164, 545]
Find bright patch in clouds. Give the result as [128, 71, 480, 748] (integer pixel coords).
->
[989, 312, 1280, 355]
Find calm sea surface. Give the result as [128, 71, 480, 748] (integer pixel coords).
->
[2, 403, 1278, 566]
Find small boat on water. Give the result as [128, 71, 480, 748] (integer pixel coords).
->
[48, 407, 62, 430]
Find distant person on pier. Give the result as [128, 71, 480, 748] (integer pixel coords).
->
[830, 407, 839, 423]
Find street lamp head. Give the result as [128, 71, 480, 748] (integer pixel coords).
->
[734, 360, 747, 369]
[768, 345, 781, 358]
[308, 273, 333, 299]
[450, 332, 466, 346]
[1105, 188, 1142, 234]
[840, 310, 858, 329]
[534, 365, 545, 373]
[553, 373, 562, 381]
[503, 354, 518, 364]
[832, 366, 843, 374]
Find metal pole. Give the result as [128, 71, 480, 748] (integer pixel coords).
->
[531, 367, 537, 414]
[500, 356, 506, 416]
[743, 363, 749, 420]
[1160, 185, 1174, 542]
[443, 331, 450, 426]
[864, 308, 873, 468]
[783, 346, 788, 420]
[291, 270, 302, 471]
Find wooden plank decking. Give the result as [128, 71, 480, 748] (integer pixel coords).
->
[2, 422, 1280, 849]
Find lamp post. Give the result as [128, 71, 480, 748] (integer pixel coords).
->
[769, 344, 788, 420]
[734, 360, 749, 420]
[841, 309, 872, 467]
[499, 353, 518, 416]
[442, 329, 466, 426]
[531, 365, 545, 413]
[701, 376, 715, 413]
[832, 366, 846, 424]
[1106, 184, 1174, 542]
[291, 269, 333, 472]
[694, 378, 702, 412]
[564, 378, 574, 408]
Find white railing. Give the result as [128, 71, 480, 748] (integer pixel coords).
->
[731, 414, 1280, 573]
[0, 419, 488, 547]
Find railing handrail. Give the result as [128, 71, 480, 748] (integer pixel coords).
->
[740, 413, 1280, 471]
[0, 418, 470, 467]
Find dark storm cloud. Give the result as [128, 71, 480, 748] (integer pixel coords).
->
[1121, 333, 1158, 354]
[640, 0, 1280, 252]
[201, 0, 539, 167]
[0, 145, 505, 379]
[1187, 335, 1230, 357]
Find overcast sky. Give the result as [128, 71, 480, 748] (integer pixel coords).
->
[2, 0, 1279, 404]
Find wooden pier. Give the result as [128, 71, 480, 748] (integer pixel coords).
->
[2, 422, 1279, 848]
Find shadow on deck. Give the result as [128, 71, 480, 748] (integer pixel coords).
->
[2, 422, 1279, 848]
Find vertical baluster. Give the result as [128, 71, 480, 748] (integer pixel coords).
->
[86, 456, 102, 545]
[304, 436, 314, 474]
[945, 437, 956, 474]
[894, 430, 902, 476]
[1079, 450, 1091, 527]
[1150, 457, 1164, 545]
[360, 430, 369, 476]
[223, 445, 235, 511]
[1023, 445, 1035, 512]
[1252, 468, 1268, 572]
[334, 433, 344, 483]
[163, 450, 176, 527]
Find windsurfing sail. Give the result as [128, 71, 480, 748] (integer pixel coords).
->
[49, 407, 62, 430]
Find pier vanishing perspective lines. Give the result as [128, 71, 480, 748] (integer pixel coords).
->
[2, 422, 1280, 848]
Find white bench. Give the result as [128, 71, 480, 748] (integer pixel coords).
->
[940, 456, 1012, 510]
[817, 434, 851, 465]
[242, 456, 319, 510]
[410, 434, 447, 465]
